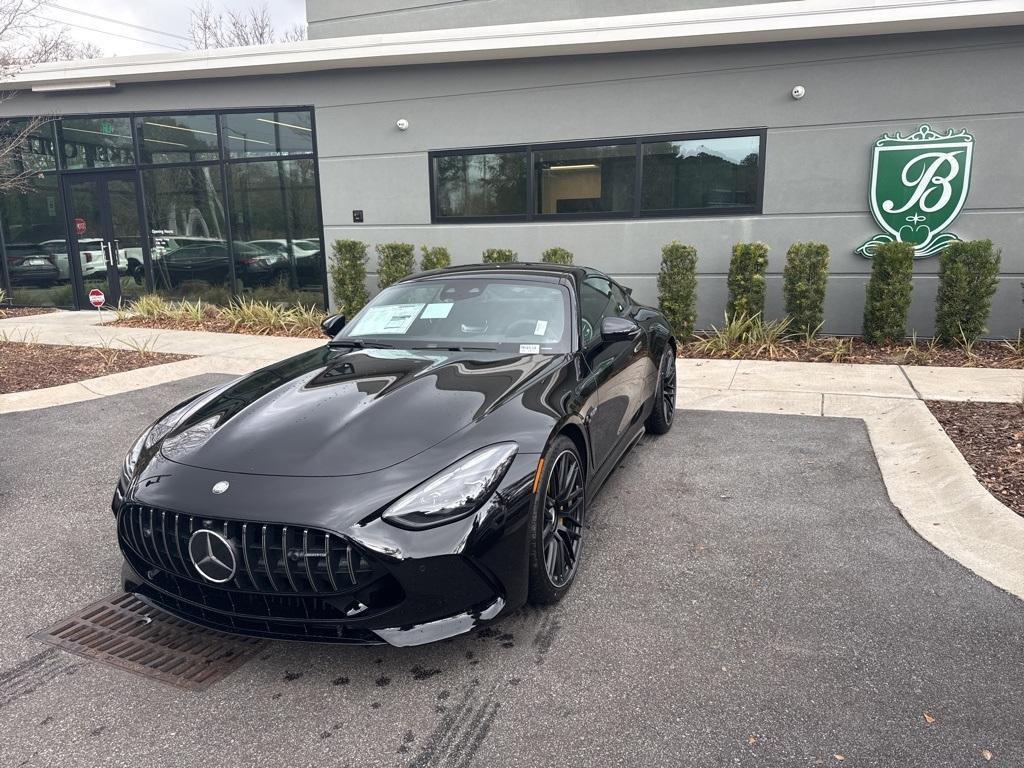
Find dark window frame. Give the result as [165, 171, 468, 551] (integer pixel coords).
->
[0, 105, 327, 310]
[428, 127, 767, 224]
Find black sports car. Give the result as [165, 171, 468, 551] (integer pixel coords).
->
[114, 263, 677, 645]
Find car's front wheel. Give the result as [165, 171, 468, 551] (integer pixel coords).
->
[527, 435, 586, 605]
[646, 345, 676, 435]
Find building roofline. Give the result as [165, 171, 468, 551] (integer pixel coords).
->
[5, 0, 1023, 91]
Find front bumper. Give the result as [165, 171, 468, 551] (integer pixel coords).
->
[114, 455, 537, 646]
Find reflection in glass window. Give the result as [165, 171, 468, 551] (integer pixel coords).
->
[221, 111, 313, 158]
[0, 118, 58, 173]
[433, 152, 527, 218]
[228, 159, 323, 307]
[137, 114, 219, 164]
[0, 175, 72, 308]
[142, 166, 230, 301]
[61, 116, 135, 169]
[641, 135, 760, 211]
[534, 143, 634, 215]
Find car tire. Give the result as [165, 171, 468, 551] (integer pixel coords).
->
[527, 435, 586, 606]
[645, 345, 676, 435]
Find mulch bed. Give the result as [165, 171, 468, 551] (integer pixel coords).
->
[0, 341, 192, 395]
[680, 338, 1023, 369]
[0, 307, 59, 319]
[110, 315, 322, 339]
[927, 401, 1024, 517]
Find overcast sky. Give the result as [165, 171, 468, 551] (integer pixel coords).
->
[44, 0, 308, 57]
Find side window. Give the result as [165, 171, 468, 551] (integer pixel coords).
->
[580, 276, 614, 346]
[609, 283, 630, 317]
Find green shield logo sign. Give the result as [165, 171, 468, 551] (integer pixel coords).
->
[857, 124, 973, 259]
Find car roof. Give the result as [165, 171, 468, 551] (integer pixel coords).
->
[406, 262, 587, 284]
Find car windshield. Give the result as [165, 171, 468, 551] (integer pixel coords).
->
[335, 277, 572, 354]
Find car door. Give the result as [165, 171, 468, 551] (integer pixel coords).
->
[579, 274, 648, 472]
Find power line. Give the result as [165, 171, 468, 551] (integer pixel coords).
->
[30, 13, 189, 52]
[42, 2, 193, 43]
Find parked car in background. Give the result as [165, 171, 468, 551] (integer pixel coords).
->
[122, 236, 223, 285]
[5, 244, 60, 287]
[41, 238, 126, 282]
[155, 241, 285, 289]
[247, 238, 324, 287]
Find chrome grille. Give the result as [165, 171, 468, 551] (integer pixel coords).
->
[118, 504, 377, 596]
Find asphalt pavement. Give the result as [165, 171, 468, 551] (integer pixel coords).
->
[1, 379, 1022, 767]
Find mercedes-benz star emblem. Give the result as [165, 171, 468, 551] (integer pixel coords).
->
[188, 529, 237, 583]
[211, 481, 230, 494]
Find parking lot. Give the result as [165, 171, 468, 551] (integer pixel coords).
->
[2, 377, 1023, 767]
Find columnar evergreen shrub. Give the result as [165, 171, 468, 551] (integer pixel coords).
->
[541, 247, 574, 265]
[482, 248, 518, 263]
[862, 240, 914, 344]
[328, 239, 368, 316]
[727, 242, 768, 319]
[934, 239, 1000, 344]
[783, 241, 830, 337]
[657, 241, 698, 340]
[376, 242, 415, 290]
[420, 245, 451, 272]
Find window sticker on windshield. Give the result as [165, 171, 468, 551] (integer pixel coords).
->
[519, 344, 541, 355]
[421, 302, 453, 319]
[350, 303, 424, 335]
[533, 320, 548, 336]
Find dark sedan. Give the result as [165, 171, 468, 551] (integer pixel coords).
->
[113, 263, 677, 646]
[5, 244, 59, 287]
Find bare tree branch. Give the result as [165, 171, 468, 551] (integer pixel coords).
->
[190, 1, 306, 49]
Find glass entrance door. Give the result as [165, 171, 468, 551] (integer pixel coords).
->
[64, 172, 147, 308]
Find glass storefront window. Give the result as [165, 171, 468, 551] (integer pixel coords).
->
[137, 114, 219, 164]
[228, 158, 323, 307]
[221, 111, 313, 158]
[0, 175, 74, 308]
[142, 165, 231, 302]
[433, 151, 528, 218]
[61, 116, 135, 169]
[641, 135, 761, 211]
[0, 118, 58, 173]
[534, 143, 635, 215]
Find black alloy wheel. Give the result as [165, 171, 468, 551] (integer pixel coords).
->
[646, 346, 676, 435]
[528, 436, 586, 604]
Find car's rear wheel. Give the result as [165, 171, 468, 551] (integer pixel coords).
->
[646, 345, 676, 435]
[527, 436, 586, 605]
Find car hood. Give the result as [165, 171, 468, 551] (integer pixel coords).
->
[160, 346, 563, 477]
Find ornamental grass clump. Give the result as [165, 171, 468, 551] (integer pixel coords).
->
[541, 247, 574, 265]
[657, 241, 697, 340]
[420, 245, 451, 271]
[376, 242, 415, 290]
[727, 242, 768, 319]
[329, 239, 369, 316]
[934, 239, 1000, 345]
[783, 241, 830, 338]
[862, 240, 914, 344]
[482, 248, 517, 263]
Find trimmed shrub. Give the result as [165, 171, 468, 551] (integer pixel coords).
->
[541, 247, 574, 265]
[420, 245, 451, 272]
[328, 239, 369, 316]
[376, 242, 415, 290]
[727, 242, 768, 319]
[863, 240, 914, 344]
[783, 241, 830, 337]
[935, 239, 1000, 344]
[482, 248, 517, 263]
[657, 241, 698, 340]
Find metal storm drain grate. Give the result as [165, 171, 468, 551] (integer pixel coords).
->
[34, 592, 264, 691]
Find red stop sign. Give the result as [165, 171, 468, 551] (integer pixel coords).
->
[74, 217, 87, 236]
[88, 288, 105, 308]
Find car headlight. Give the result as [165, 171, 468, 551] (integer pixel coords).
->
[382, 443, 518, 530]
[122, 402, 195, 479]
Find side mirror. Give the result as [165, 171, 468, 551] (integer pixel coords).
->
[600, 315, 641, 342]
[321, 313, 346, 338]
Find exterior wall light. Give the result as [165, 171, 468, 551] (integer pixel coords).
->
[791, 85, 806, 100]
[396, 118, 410, 131]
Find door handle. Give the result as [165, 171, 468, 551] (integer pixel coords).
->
[102, 242, 118, 267]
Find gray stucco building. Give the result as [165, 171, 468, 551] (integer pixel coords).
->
[1, 0, 1022, 336]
